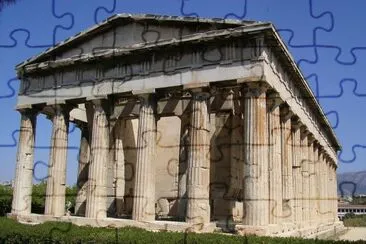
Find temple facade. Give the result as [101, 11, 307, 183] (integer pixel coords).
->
[10, 14, 343, 237]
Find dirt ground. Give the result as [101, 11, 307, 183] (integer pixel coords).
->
[337, 227, 366, 241]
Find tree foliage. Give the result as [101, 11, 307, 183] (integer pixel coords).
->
[0, 184, 12, 216]
[0, 183, 77, 216]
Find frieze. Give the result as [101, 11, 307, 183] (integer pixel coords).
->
[19, 37, 261, 95]
[262, 45, 337, 161]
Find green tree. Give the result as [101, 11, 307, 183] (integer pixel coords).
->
[0, 184, 12, 216]
[31, 181, 47, 214]
[0, 182, 78, 216]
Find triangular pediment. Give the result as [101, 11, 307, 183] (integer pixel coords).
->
[17, 13, 259, 69]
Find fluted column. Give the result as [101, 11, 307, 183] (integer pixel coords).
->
[267, 93, 282, 224]
[132, 94, 157, 221]
[307, 136, 316, 223]
[300, 126, 310, 224]
[332, 163, 338, 221]
[177, 112, 190, 219]
[291, 118, 302, 225]
[312, 141, 319, 223]
[11, 108, 37, 215]
[326, 157, 333, 222]
[280, 105, 294, 223]
[85, 99, 110, 219]
[186, 90, 211, 225]
[315, 145, 322, 222]
[323, 154, 329, 223]
[115, 118, 126, 217]
[74, 124, 90, 216]
[318, 150, 326, 222]
[242, 83, 269, 226]
[45, 104, 70, 217]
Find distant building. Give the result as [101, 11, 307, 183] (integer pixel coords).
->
[338, 204, 366, 220]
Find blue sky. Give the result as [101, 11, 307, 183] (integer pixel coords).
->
[0, 0, 365, 185]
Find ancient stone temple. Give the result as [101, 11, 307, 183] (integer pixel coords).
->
[10, 14, 343, 238]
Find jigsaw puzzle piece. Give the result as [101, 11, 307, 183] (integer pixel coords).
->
[0, 0, 73, 48]
[179, 0, 331, 63]
[316, 86, 366, 169]
[246, 0, 332, 47]
[312, 1, 366, 64]
[300, 47, 366, 96]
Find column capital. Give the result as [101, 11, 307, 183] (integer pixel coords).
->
[307, 134, 315, 145]
[87, 98, 111, 117]
[16, 105, 39, 116]
[291, 116, 302, 131]
[46, 103, 73, 114]
[300, 125, 310, 140]
[318, 145, 325, 154]
[280, 103, 293, 122]
[267, 91, 283, 111]
[242, 81, 269, 98]
[183, 85, 211, 100]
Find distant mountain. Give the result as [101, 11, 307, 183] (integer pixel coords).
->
[337, 170, 366, 196]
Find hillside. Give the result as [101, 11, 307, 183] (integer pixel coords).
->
[337, 170, 366, 196]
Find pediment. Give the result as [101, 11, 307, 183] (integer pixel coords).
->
[17, 13, 257, 69]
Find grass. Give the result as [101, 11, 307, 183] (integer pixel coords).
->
[343, 214, 366, 227]
[0, 217, 361, 244]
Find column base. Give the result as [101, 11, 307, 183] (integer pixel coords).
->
[235, 221, 345, 238]
[7, 213, 344, 239]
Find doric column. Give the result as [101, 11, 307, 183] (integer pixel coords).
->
[85, 99, 110, 219]
[115, 118, 126, 217]
[315, 145, 322, 222]
[11, 108, 37, 215]
[186, 90, 211, 225]
[318, 149, 326, 222]
[326, 157, 333, 222]
[132, 93, 157, 221]
[74, 124, 90, 216]
[312, 141, 320, 223]
[300, 126, 310, 224]
[307, 135, 316, 223]
[332, 163, 338, 221]
[242, 83, 269, 226]
[177, 112, 190, 219]
[267, 92, 282, 224]
[323, 154, 329, 222]
[291, 118, 302, 225]
[280, 105, 294, 223]
[44, 105, 70, 217]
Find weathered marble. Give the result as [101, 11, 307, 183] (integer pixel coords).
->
[291, 118, 302, 225]
[85, 99, 110, 219]
[280, 105, 294, 224]
[242, 83, 269, 226]
[45, 105, 70, 217]
[11, 14, 343, 238]
[267, 93, 283, 224]
[300, 126, 310, 223]
[186, 90, 211, 226]
[114, 119, 126, 217]
[74, 124, 90, 216]
[11, 109, 37, 215]
[132, 94, 157, 221]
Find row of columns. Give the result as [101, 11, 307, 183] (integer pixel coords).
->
[11, 82, 339, 228]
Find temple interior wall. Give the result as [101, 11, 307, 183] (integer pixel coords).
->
[155, 116, 180, 216]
